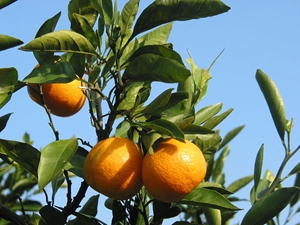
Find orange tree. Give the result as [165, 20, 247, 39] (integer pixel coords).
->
[0, 1, 299, 225]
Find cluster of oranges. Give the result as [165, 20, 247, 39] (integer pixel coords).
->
[26, 66, 207, 203]
[83, 137, 207, 203]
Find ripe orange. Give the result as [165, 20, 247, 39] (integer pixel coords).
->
[142, 138, 207, 203]
[27, 79, 86, 117]
[83, 137, 143, 200]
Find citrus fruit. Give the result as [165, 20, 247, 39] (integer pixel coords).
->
[27, 79, 86, 117]
[142, 138, 207, 203]
[83, 137, 143, 200]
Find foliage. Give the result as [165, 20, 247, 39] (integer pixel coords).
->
[0, 1, 299, 225]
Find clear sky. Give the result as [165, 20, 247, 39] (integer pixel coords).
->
[1, 1, 300, 224]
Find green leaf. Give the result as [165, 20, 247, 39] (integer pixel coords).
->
[0, 139, 40, 177]
[254, 144, 264, 192]
[194, 102, 223, 125]
[226, 175, 254, 194]
[241, 187, 300, 225]
[120, 0, 139, 40]
[131, 0, 230, 40]
[219, 125, 245, 149]
[181, 187, 240, 211]
[135, 119, 185, 142]
[142, 88, 173, 114]
[290, 173, 300, 207]
[0, 113, 12, 132]
[256, 69, 286, 141]
[51, 171, 65, 203]
[38, 138, 78, 190]
[198, 182, 232, 195]
[19, 30, 98, 56]
[68, 0, 98, 27]
[288, 162, 300, 177]
[141, 132, 162, 155]
[40, 205, 65, 225]
[90, 0, 112, 25]
[181, 124, 214, 140]
[123, 53, 191, 83]
[12, 177, 37, 195]
[22, 55, 77, 84]
[212, 146, 230, 184]
[34, 12, 61, 63]
[118, 82, 146, 111]
[203, 108, 234, 129]
[0, 0, 17, 9]
[202, 207, 221, 225]
[0, 67, 18, 109]
[71, 13, 98, 48]
[0, 34, 23, 51]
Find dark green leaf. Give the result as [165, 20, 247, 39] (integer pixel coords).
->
[51, 171, 65, 203]
[68, 0, 98, 27]
[202, 207, 221, 225]
[0, 113, 12, 132]
[203, 108, 234, 129]
[256, 69, 286, 141]
[194, 133, 222, 162]
[227, 175, 254, 194]
[10, 200, 42, 212]
[254, 144, 264, 192]
[288, 162, 300, 177]
[0, 67, 18, 109]
[181, 187, 240, 211]
[118, 82, 145, 111]
[34, 12, 61, 63]
[40, 205, 65, 225]
[12, 177, 37, 195]
[0, 139, 40, 177]
[129, 44, 185, 65]
[19, 30, 98, 56]
[250, 179, 271, 204]
[123, 53, 191, 83]
[290, 173, 300, 207]
[131, 0, 230, 40]
[194, 102, 223, 125]
[0, 34, 23, 51]
[219, 125, 245, 149]
[241, 187, 300, 225]
[199, 182, 232, 195]
[0, 0, 17, 9]
[65, 146, 89, 178]
[38, 138, 78, 190]
[135, 119, 185, 142]
[22, 55, 77, 84]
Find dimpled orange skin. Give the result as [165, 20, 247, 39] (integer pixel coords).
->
[83, 137, 143, 200]
[27, 79, 86, 117]
[142, 138, 207, 203]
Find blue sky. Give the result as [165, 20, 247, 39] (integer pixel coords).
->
[1, 1, 300, 224]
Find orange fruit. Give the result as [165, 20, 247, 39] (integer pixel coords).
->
[142, 138, 207, 203]
[27, 79, 86, 117]
[83, 137, 143, 200]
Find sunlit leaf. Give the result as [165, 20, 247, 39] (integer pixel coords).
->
[181, 187, 240, 211]
[219, 125, 245, 149]
[181, 124, 214, 140]
[256, 69, 286, 141]
[142, 88, 173, 114]
[38, 138, 78, 190]
[0, 34, 23, 51]
[0, 113, 12, 132]
[0, 139, 40, 177]
[227, 175, 254, 194]
[0, 67, 18, 109]
[241, 187, 300, 225]
[123, 53, 191, 83]
[194, 133, 222, 162]
[131, 0, 230, 40]
[203, 108, 234, 129]
[120, 0, 139, 39]
[90, 0, 112, 25]
[22, 55, 77, 84]
[34, 12, 61, 63]
[20, 30, 98, 56]
[194, 102, 223, 125]
[118, 82, 145, 111]
[254, 144, 264, 192]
